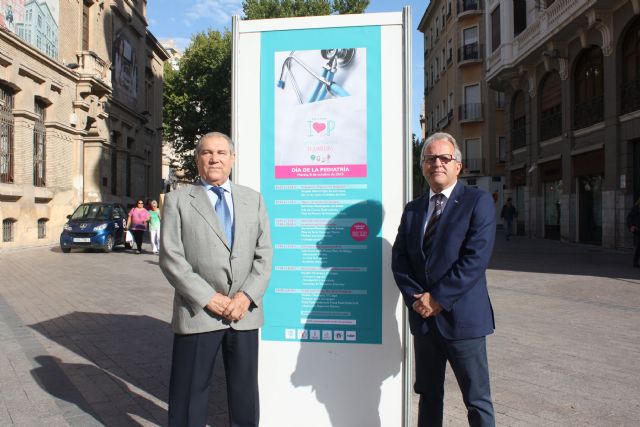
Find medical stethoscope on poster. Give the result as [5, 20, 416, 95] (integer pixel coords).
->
[277, 49, 356, 104]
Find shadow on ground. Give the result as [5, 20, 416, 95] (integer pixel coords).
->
[30, 312, 228, 426]
[489, 234, 640, 280]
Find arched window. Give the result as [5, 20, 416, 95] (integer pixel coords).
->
[539, 72, 562, 141]
[0, 84, 14, 184]
[2, 218, 16, 242]
[622, 16, 640, 114]
[511, 91, 526, 150]
[574, 46, 604, 129]
[38, 218, 48, 239]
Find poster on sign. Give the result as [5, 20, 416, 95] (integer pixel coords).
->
[273, 48, 367, 179]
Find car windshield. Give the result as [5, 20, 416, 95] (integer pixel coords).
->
[70, 204, 113, 220]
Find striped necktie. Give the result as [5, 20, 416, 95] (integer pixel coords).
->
[422, 193, 445, 255]
[211, 186, 233, 246]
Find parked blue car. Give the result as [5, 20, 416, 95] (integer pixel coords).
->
[60, 203, 131, 253]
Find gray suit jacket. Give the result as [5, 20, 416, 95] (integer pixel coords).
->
[159, 182, 272, 334]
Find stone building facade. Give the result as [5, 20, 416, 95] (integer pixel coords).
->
[0, 0, 168, 250]
[485, 0, 640, 248]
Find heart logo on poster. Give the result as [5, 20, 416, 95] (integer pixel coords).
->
[312, 122, 327, 133]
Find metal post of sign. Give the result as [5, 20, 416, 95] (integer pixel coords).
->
[231, 15, 240, 181]
[402, 6, 413, 427]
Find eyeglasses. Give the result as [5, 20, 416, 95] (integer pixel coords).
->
[422, 154, 457, 164]
[137, 202, 144, 205]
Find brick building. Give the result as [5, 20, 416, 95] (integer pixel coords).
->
[0, 0, 168, 249]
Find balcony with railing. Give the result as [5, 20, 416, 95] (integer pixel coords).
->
[621, 80, 640, 115]
[458, 42, 483, 65]
[462, 158, 485, 175]
[540, 105, 562, 141]
[574, 96, 603, 130]
[459, 103, 483, 122]
[487, 0, 591, 81]
[437, 110, 454, 130]
[457, 0, 483, 17]
[76, 51, 111, 85]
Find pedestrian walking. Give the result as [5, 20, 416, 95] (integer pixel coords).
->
[500, 198, 517, 241]
[127, 199, 150, 254]
[148, 199, 161, 254]
[627, 197, 640, 268]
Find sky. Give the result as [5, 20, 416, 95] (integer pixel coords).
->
[147, 0, 428, 137]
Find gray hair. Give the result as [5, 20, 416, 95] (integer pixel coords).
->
[150, 199, 158, 206]
[421, 132, 462, 163]
[195, 132, 235, 156]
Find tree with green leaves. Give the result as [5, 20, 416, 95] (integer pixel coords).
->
[242, 0, 368, 18]
[163, 1, 370, 180]
[163, 31, 232, 181]
[412, 133, 427, 199]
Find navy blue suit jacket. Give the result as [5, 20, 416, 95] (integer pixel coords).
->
[392, 182, 496, 340]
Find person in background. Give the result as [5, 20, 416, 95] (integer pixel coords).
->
[626, 197, 640, 268]
[500, 198, 518, 241]
[127, 199, 150, 254]
[148, 200, 161, 254]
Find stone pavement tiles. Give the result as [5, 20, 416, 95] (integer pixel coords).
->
[0, 247, 227, 426]
[0, 236, 639, 426]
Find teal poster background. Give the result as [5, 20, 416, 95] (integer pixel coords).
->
[260, 26, 383, 344]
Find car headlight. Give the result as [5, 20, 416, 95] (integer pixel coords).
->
[93, 223, 108, 231]
[63, 223, 72, 231]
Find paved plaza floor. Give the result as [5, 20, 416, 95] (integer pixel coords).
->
[0, 234, 638, 426]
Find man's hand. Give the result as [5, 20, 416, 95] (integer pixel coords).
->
[412, 292, 443, 319]
[222, 292, 251, 322]
[206, 293, 232, 316]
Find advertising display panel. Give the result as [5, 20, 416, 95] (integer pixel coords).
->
[233, 10, 411, 426]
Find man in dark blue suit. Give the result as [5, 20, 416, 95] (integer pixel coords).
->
[392, 132, 496, 427]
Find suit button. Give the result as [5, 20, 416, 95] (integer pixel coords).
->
[228, 280, 232, 285]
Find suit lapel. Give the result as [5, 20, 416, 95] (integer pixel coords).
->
[434, 182, 465, 239]
[423, 183, 465, 264]
[230, 183, 249, 254]
[189, 184, 230, 250]
[411, 194, 430, 261]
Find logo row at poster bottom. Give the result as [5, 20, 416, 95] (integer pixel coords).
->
[284, 329, 357, 341]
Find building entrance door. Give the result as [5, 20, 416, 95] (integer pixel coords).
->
[578, 175, 602, 245]
[634, 139, 640, 203]
[544, 180, 562, 240]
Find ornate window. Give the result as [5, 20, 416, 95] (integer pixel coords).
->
[38, 218, 48, 239]
[2, 218, 16, 242]
[34, 100, 46, 187]
[511, 91, 526, 149]
[574, 46, 604, 129]
[539, 72, 562, 141]
[0, 84, 14, 184]
[622, 17, 640, 114]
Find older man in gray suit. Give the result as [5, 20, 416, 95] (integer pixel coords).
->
[160, 132, 272, 427]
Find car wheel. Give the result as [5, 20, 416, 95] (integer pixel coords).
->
[61, 247, 71, 253]
[103, 235, 114, 253]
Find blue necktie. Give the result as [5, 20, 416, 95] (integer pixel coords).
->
[422, 193, 444, 255]
[211, 186, 233, 246]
